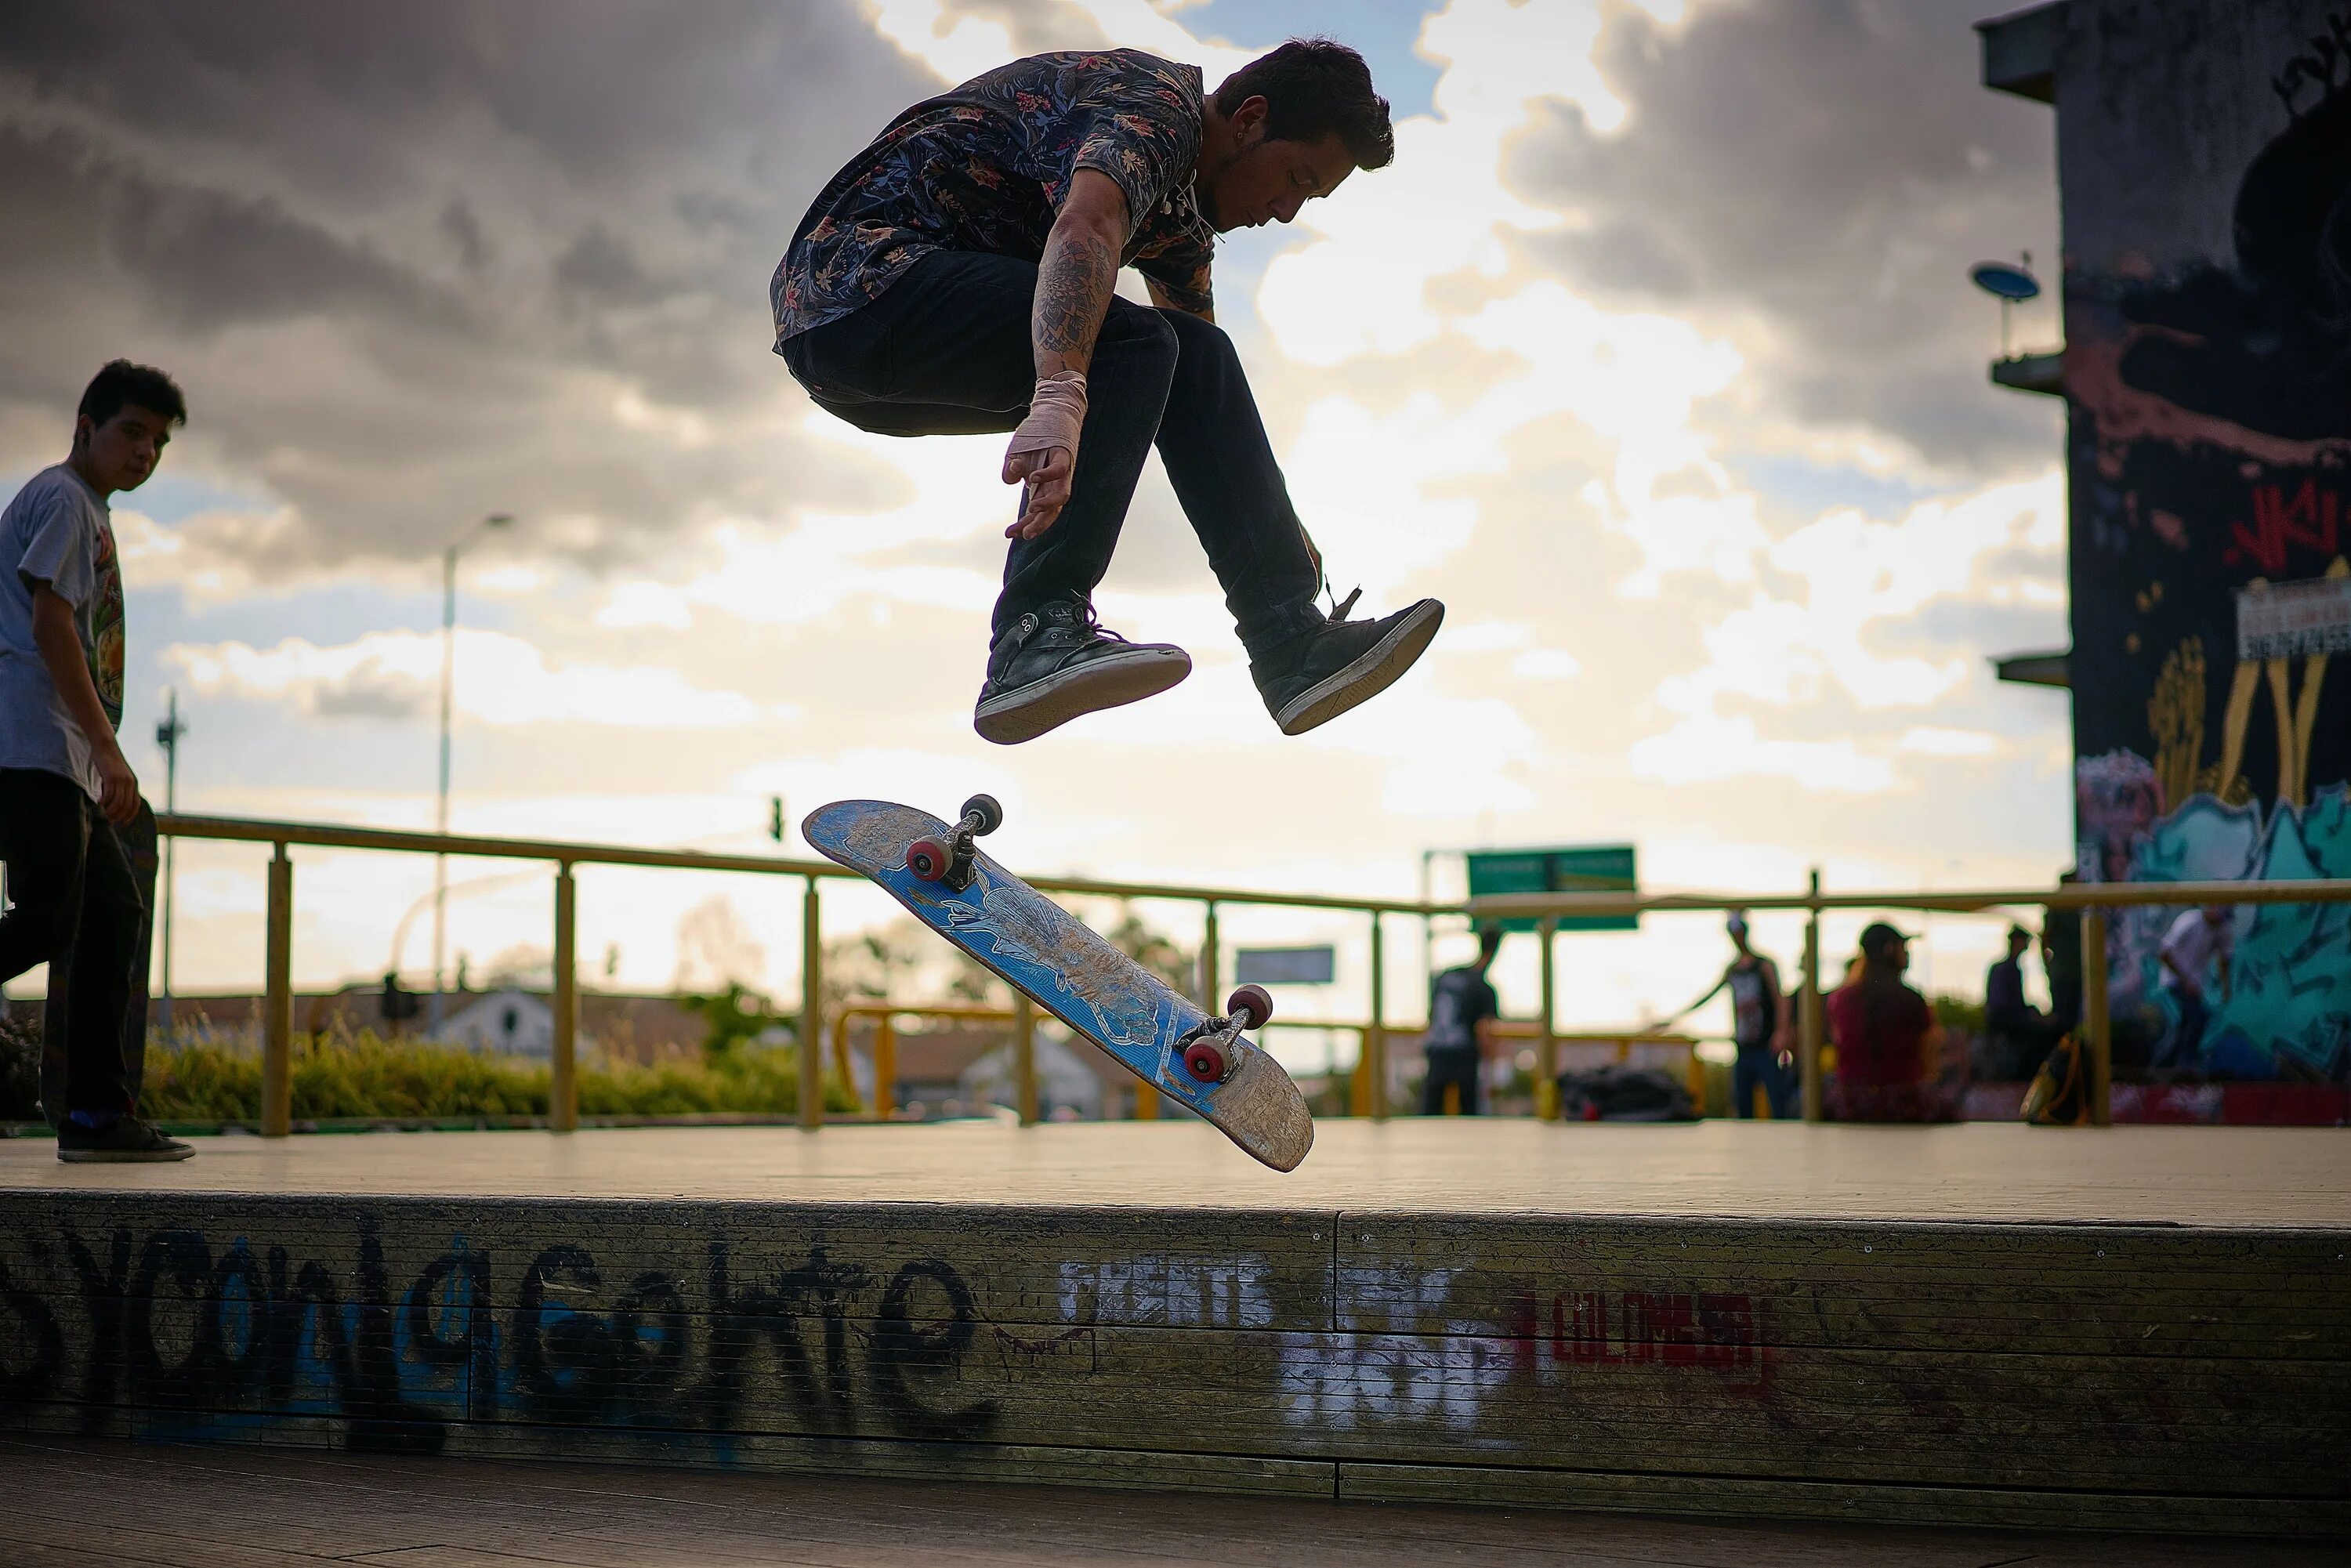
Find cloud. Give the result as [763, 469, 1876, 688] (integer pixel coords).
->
[162, 628, 777, 728]
[1502, 0, 2063, 473]
[0, 0, 936, 581]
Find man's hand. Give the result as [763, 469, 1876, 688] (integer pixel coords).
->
[93, 741, 139, 826]
[1003, 445, 1074, 540]
[1003, 168, 1127, 538]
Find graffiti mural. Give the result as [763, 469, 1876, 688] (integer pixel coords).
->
[2066, 5, 2351, 1080]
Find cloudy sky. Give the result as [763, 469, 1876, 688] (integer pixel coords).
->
[0, 0, 2070, 1048]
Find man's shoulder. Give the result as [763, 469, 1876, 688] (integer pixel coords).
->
[5, 464, 101, 523]
[3, 464, 103, 551]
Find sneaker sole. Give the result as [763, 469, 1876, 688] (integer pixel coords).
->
[1274, 600, 1446, 737]
[58, 1146, 194, 1162]
[975, 647, 1193, 745]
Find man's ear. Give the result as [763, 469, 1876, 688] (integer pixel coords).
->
[1230, 93, 1270, 147]
[71, 415, 92, 454]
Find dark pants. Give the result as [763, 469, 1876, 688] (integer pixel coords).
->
[0, 768, 150, 1121]
[781, 248, 1324, 658]
[2162, 987, 2208, 1070]
[1732, 1044, 1798, 1118]
[1422, 1045, 1481, 1115]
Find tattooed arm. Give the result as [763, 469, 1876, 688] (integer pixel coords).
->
[1144, 277, 1214, 325]
[1003, 168, 1130, 538]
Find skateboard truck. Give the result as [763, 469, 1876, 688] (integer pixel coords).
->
[1179, 984, 1274, 1085]
[904, 794, 1003, 893]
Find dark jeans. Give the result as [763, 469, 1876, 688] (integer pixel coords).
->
[2161, 987, 2209, 1070]
[781, 248, 1324, 657]
[0, 768, 149, 1121]
[1732, 1044, 1798, 1118]
[1422, 1045, 1482, 1115]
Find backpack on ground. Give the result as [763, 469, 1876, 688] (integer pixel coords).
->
[1554, 1063, 1698, 1122]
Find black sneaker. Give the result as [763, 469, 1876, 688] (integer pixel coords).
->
[1252, 596, 1445, 735]
[973, 599, 1191, 744]
[56, 1116, 194, 1163]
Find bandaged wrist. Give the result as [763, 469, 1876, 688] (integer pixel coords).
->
[1005, 371, 1088, 459]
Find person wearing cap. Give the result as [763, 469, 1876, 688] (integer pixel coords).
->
[1421, 924, 1502, 1114]
[2156, 904, 2234, 1071]
[1982, 924, 2052, 1080]
[1826, 922, 1951, 1121]
[1660, 912, 1794, 1117]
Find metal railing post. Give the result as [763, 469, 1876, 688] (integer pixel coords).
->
[1538, 916, 1558, 1120]
[1800, 868, 1824, 1122]
[263, 843, 292, 1137]
[2084, 907, 2112, 1127]
[1201, 901, 1220, 1006]
[800, 876, 823, 1130]
[1014, 993, 1038, 1125]
[875, 1013, 897, 1120]
[1368, 912, 1387, 1121]
[551, 863, 577, 1133]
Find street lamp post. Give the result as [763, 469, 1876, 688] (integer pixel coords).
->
[429, 513, 512, 1033]
[154, 688, 186, 1032]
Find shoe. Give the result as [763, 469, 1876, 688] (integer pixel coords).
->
[973, 599, 1191, 744]
[1252, 595, 1444, 735]
[56, 1115, 194, 1163]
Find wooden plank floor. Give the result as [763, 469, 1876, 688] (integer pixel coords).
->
[4, 1120, 2346, 1226]
[2, 1435, 2338, 1567]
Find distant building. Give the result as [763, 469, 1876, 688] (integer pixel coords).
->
[1980, 0, 2351, 1081]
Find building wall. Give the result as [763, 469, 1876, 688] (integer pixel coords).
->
[2059, 1, 2351, 1077]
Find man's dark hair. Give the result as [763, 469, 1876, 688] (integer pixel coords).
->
[1214, 38, 1394, 170]
[78, 360, 187, 431]
[1477, 924, 1505, 962]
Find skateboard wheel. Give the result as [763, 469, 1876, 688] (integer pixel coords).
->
[1183, 1037, 1229, 1084]
[905, 836, 953, 882]
[1226, 983, 1273, 1029]
[962, 794, 1004, 835]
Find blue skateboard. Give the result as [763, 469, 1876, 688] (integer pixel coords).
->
[803, 797, 1314, 1171]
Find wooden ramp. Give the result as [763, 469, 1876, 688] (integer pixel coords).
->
[1, 1121, 2344, 1539]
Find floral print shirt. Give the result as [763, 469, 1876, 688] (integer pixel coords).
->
[773, 49, 1216, 345]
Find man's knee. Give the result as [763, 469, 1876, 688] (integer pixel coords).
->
[1161, 308, 1237, 378]
[0, 895, 80, 969]
[1102, 301, 1181, 378]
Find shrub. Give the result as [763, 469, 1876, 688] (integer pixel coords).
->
[0, 1013, 41, 1120]
[129, 1030, 855, 1124]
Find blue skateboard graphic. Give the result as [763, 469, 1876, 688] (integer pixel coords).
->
[803, 797, 1313, 1171]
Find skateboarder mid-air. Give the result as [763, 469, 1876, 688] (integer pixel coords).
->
[774, 39, 1444, 744]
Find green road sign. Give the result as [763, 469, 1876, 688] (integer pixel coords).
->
[1465, 845, 1638, 932]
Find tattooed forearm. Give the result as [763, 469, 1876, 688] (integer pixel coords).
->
[1033, 223, 1119, 375]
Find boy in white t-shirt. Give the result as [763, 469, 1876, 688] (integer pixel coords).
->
[2157, 904, 2235, 1071]
[0, 360, 191, 1161]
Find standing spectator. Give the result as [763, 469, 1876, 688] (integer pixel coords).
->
[1982, 925, 2051, 1080]
[2157, 904, 2234, 1072]
[1827, 922, 1952, 1122]
[0, 360, 190, 1161]
[1661, 913, 1794, 1117]
[1422, 924, 1502, 1114]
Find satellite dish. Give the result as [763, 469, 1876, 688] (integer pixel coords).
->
[1969, 260, 2041, 301]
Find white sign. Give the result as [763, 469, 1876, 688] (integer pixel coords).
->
[2237, 575, 2351, 661]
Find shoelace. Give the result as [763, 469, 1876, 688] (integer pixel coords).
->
[1328, 585, 1362, 623]
[1022, 599, 1130, 646]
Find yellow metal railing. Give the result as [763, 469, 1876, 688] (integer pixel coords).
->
[152, 811, 1442, 1136]
[147, 810, 2351, 1135]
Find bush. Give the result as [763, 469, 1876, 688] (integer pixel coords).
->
[0, 1013, 42, 1120]
[131, 1031, 856, 1124]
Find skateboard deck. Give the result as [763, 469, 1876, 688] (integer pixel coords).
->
[803, 798, 1314, 1171]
